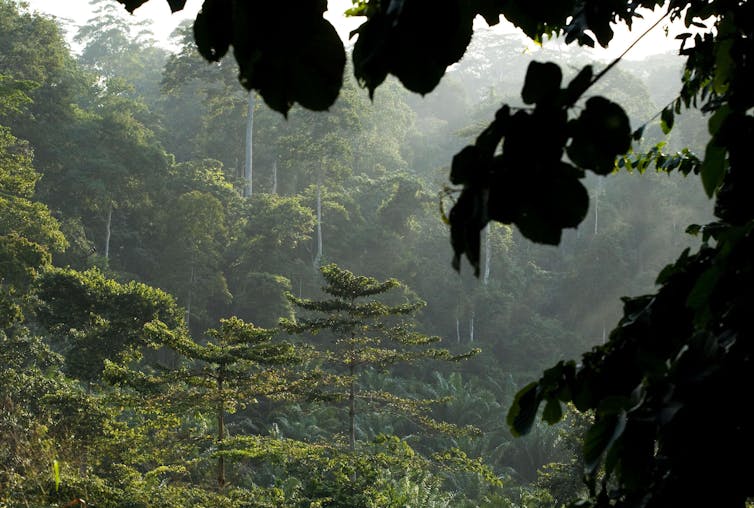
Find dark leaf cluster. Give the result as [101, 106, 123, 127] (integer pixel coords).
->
[154, 0, 347, 115]
[449, 61, 630, 273]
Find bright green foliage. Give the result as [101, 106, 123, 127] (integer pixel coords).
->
[214, 433, 467, 507]
[0, 74, 34, 116]
[0, 127, 66, 290]
[34, 267, 185, 385]
[0, 1, 72, 86]
[282, 264, 480, 450]
[0, 0, 88, 190]
[107, 316, 336, 490]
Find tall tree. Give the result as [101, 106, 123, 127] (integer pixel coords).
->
[75, 0, 168, 104]
[108, 316, 316, 489]
[153, 189, 230, 332]
[281, 264, 478, 451]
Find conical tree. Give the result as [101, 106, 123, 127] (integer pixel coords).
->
[281, 264, 479, 451]
[106, 316, 329, 490]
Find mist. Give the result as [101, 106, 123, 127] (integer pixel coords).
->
[1, 1, 715, 505]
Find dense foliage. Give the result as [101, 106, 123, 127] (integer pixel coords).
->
[0, 0, 735, 505]
[112, 0, 752, 506]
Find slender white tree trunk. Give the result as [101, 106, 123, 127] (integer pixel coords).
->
[272, 159, 278, 195]
[469, 311, 475, 342]
[456, 318, 461, 343]
[104, 200, 113, 262]
[483, 225, 491, 285]
[244, 92, 255, 197]
[314, 176, 323, 267]
[348, 346, 356, 452]
[594, 178, 603, 236]
[217, 369, 226, 489]
[186, 263, 195, 328]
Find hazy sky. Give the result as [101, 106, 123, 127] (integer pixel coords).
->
[25, 0, 687, 60]
[24, 0, 360, 48]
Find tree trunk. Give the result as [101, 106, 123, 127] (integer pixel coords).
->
[594, 178, 603, 236]
[104, 200, 113, 262]
[271, 159, 278, 195]
[483, 225, 491, 285]
[469, 311, 475, 342]
[186, 261, 195, 328]
[244, 92, 254, 197]
[217, 368, 226, 489]
[314, 177, 323, 267]
[594, 190, 599, 236]
[349, 357, 356, 452]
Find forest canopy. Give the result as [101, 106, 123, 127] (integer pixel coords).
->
[0, 0, 751, 505]
[111, 0, 754, 506]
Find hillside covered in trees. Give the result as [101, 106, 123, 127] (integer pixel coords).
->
[0, 0, 724, 505]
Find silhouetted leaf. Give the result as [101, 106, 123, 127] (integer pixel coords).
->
[450, 146, 480, 186]
[660, 107, 674, 134]
[472, 0, 503, 25]
[701, 142, 726, 197]
[514, 166, 588, 245]
[507, 382, 540, 436]
[542, 399, 563, 424]
[116, 0, 149, 13]
[449, 188, 486, 275]
[522, 61, 562, 105]
[287, 22, 346, 111]
[353, 0, 474, 97]
[567, 97, 631, 174]
[564, 65, 593, 106]
[632, 126, 645, 141]
[584, 3, 615, 47]
[708, 105, 730, 136]
[193, 0, 232, 62]
[117, 0, 186, 12]
[352, 14, 391, 98]
[583, 412, 626, 474]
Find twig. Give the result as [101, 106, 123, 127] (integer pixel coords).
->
[586, 9, 672, 94]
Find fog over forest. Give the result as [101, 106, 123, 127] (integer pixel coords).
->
[1, 0, 716, 505]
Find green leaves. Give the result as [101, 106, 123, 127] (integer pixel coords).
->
[660, 106, 675, 135]
[52, 459, 60, 492]
[700, 106, 730, 197]
[507, 382, 540, 437]
[701, 142, 726, 197]
[583, 412, 625, 475]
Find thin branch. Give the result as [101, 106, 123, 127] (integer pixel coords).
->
[632, 96, 680, 137]
[586, 9, 672, 95]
